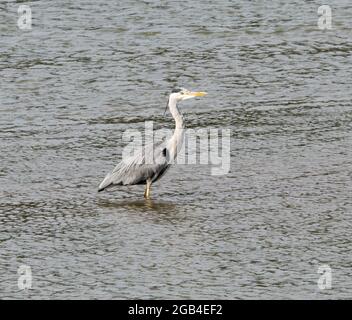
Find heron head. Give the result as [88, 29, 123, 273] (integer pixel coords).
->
[170, 88, 207, 102]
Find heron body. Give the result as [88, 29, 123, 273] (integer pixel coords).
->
[98, 88, 207, 198]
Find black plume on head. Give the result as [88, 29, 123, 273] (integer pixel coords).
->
[171, 88, 182, 93]
[164, 98, 170, 116]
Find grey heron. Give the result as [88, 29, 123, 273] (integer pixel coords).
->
[98, 88, 207, 198]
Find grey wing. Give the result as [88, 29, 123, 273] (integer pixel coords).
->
[98, 142, 170, 191]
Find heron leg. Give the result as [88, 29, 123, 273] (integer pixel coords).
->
[144, 180, 152, 199]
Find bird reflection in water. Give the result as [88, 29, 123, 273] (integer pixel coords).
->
[98, 198, 179, 215]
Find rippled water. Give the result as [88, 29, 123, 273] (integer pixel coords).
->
[1, 0, 352, 299]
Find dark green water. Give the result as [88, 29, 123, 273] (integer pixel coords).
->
[0, 0, 351, 299]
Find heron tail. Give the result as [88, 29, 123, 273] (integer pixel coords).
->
[98, 185, 109, 192]
[98, 174, 114, 192]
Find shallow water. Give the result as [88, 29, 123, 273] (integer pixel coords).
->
[1, 0, 352, 299]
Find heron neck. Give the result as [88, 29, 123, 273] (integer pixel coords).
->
[169, 97, 184, 129]
[167, 97, 185, 159]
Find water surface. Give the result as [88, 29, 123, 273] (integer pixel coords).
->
[1, 0, 352, 299]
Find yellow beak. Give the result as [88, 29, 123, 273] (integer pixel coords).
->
[190, 91, 207, 97]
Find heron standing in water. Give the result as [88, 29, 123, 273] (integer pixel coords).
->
[98, 88, 207, 198]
